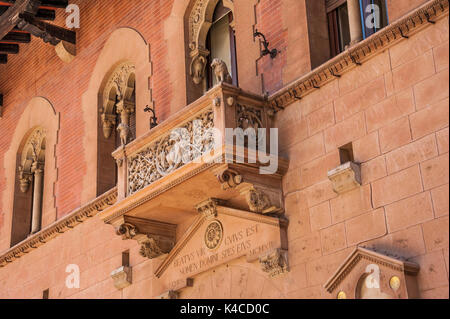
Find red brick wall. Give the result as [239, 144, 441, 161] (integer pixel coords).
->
[0, 0, 174, 221]
[0, 0, 447, 299]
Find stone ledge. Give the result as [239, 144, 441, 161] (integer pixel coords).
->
[269, 0, 449, 110]
[0, 187, 118, 268]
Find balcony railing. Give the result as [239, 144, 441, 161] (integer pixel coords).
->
[112, 83, 276, 201]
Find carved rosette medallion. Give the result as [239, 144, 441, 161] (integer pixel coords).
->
[204, 220, 223, 250]
[128, 110, 214, 195]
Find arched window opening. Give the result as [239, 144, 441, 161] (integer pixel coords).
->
[11, 128, 46, 246]
[186, 0, 236, 103]
[206, 1, 238, 88]
[98, 62, 136, 196]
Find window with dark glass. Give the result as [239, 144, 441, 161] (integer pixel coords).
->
[206, 0, 238, 89]
[326, 0, 388, 58]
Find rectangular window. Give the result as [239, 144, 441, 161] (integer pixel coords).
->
[327, 1, 351, 58]
[327, 0, 389, 58]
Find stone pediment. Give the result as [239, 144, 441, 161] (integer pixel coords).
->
[154, 202, 288, 293]
[324, 247, 420, 299]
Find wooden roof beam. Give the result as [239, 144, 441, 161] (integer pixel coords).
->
[18, 12, 75, 45]
[0, 5, 55, 20]
[1, 30, 31, 43]
[0, 0, 68, 9]
[0, 43, 19, 53]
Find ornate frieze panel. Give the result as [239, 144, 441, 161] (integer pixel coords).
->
[127, 109, 215, 195]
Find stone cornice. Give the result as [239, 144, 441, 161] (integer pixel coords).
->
[269, 0, 449, 110]
[0, 187, 117, 267]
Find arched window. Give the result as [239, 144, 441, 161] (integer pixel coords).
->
[186, 0, 236, 103]
[11, 127, 46, 246]
[206, 0, 238, 88]
[98, 62, 136, 196]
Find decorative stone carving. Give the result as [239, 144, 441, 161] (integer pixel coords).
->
[139, 236, 173, 259]
[101, 113, 116, 139]
[18, 165, 32, 193]
[246, 189, 273, 213]
[216, 169, 243, 190]
[195, 198, 225, 219]
[116, 222, 138, 240]
[236, 104, 263, 132]
[115, 217, 177, 260]
[111, 266, 132, 290]
[211, 58, 232, 84]
[127, 110, 214, 195]
[190, 51, 208, 85]
[100, 62, 136, 141]
[328, 162, 362, 194]
[204, 219, 223, 250]
[259, 249, 288, 277]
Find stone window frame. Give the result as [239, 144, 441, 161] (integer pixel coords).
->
[185, 0, 235, 102]
[324, 247, 420, 299]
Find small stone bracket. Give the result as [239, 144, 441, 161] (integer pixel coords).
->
[157, 290, 179, 299]
[115, 216, 176, 260]
[195, 198, 227, 219]
[259, 248, 289, 277]
[111, 266, 132, 290]
[328, 161, 362, 194]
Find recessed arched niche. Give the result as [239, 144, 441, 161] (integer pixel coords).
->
[324, 247, 420, 299]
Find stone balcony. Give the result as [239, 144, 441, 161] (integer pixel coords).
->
[97, 83, 289, 266]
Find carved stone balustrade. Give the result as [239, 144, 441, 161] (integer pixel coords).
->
[98, 83, 289, 261]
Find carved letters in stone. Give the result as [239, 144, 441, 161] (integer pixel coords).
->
[128, 110, 215, 195]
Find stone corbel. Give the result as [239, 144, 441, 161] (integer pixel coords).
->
[101, 113, 117, 139]
[18, 165, 33, 193]
[190, 47, 209, 85]
[237, 184, 283, 215]
[214, 167, 284, 214]
[195, 198, 227, 219]
[259, 248, 289, 277]
[115, 216, 177, 260]
[111, 266, 132, 290]
[328, 162, 362, 194]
